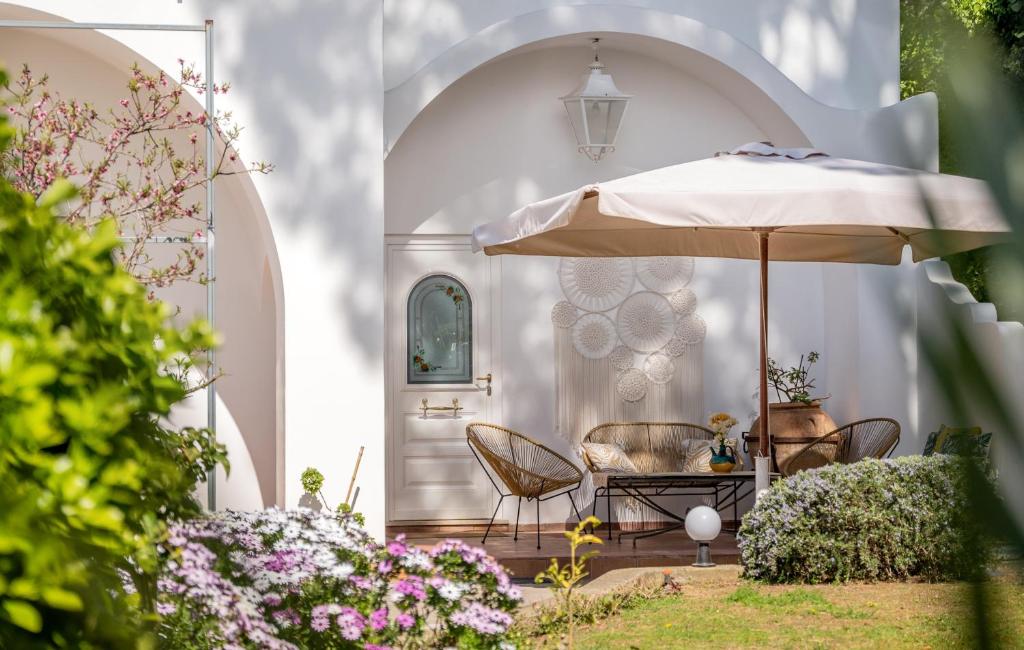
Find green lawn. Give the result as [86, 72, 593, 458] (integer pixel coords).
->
[524, 566, 1024, 649]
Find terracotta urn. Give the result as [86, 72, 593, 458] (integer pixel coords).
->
[747, 401, 836, 472]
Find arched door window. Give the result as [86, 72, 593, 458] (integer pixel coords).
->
[407, 274, 472, 384]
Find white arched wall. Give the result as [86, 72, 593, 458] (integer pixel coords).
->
[0, 5, 286, 508]
[384, 5, 937, 171]
[385, 39, 832, 526]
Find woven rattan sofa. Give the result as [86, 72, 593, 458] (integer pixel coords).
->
[581, 422, 716, 537]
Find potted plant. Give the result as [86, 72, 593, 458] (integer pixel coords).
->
[748, 351, 836, 471]
[707, 412, 739, 473]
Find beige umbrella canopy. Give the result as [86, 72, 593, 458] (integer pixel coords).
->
[472, 142, 1011, 490]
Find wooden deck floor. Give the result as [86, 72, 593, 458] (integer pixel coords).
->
[401, 526, 740, 580]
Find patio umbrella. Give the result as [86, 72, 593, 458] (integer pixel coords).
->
[471, 142, 1012, 493]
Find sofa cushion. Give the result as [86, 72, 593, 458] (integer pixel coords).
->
[581, 442, 639, 473]
[923, 425, 992, 458]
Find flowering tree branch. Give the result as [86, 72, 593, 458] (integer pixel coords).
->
[1, 60, 272, 293]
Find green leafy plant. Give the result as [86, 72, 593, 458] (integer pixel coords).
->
[534, 516, 603, 649]
[765, 351, 825, 404]
[0, 75, 226, 648]
[738, 456, 988, 583]
[301, 466, 329, 508]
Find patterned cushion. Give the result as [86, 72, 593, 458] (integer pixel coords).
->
[923, 425, 993, 458]
[683, 438, 743, 472]
[581, 442, 639, 473]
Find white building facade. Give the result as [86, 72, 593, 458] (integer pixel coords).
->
[3, 0, 1019, 537]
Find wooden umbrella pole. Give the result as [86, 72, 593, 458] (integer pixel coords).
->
[758, 231, 770, 460]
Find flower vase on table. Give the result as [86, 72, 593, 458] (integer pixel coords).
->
[707, 412, 739, 473]
[709, 443, 737, 473]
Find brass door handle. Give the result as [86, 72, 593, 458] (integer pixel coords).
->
[420, 398, 462, 418]
[476, 373, 492, 396]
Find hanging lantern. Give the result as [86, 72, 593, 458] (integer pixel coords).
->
[560, 38, 632, 162]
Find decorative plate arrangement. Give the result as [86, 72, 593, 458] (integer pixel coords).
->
[674, 313, 707, 345]
[551, 300, 578, 328]
[559, 257, 634, 312]
[636, 256, 694, 294]
[616, 291, 675, 352]
[668, 287, 697, 315]
[616, 368, 648, 402]
[609, 345, 634, 371]
[571, 313, 618, 359]
[643, 352, 675, 384]
[554, 256, 705, 403]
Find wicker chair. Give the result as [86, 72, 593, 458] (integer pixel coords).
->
[466, 422, 584, 549]
[780, 417, 901, 477]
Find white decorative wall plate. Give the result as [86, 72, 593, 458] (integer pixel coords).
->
[667, 287, 698, 315]
[674, 313, 707, 344]
[559, 257, 634, 312]
[551, 300, 578, 328]
[616, 368, 648, 402]
[571, 313, 618, 359]
[616, 291, 675, 352]
[663, 334, 689, 358]
[636, 257, 695, 294]
[609, 345, 634, 371]
[643, 352, 675, 384]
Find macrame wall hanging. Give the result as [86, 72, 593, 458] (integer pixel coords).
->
[553, 257, 706, 527]
[552, 256, 706, 448]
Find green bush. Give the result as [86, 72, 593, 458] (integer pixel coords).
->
[0, 77, 224, 648]
[738, 456, 985, 583]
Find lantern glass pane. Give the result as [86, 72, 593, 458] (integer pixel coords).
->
[563, 98, 587, 148]
[585, 98, 626, 146]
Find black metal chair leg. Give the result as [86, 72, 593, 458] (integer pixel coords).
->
[602, 487, 610, 540]
[536, 496, 541, 550]
[567, 490, 585, 525]
[514, 496, 522, 541]
[481, 495, 504, 545]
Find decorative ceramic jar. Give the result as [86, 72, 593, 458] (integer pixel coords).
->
[709, 443, 737, 473]
[747, 401, 837, 472]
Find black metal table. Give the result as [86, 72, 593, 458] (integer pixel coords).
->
[591, 471, 780, 546]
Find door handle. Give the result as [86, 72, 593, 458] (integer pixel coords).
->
[476, 373, 492, 396]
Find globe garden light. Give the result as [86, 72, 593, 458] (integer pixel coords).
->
[560, 38, 632, 162]
[684, 505, 722, 568]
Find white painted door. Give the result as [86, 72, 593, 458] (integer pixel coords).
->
[385, 238, 500, 523]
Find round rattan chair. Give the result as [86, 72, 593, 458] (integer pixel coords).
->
[466, 422, 584, 549]
[780, 417, 901, 477]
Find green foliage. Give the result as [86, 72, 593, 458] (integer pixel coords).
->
[738, 456, 988, 583]
[0, 75, 225, 648]
[301, 466, 325, 495]
[534, 516, 602, 650]
[902, 1, 1024, 315]
[765, 351, 822, 404]
[336, 502, 366, 527]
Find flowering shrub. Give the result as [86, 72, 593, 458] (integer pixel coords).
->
[154, 509, 521, 649]
[1, 60, 270, 291]
[738, 455, 986, 583]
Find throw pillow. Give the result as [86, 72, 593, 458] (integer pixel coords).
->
[683, 438, 743, 472]
[580, 442, 638, 473]
[923, 425, 993, 458]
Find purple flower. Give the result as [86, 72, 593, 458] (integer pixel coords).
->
[370, 607, 389, 631]
[396, 613, 415, 630]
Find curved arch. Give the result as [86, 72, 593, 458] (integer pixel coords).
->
[384, 5, 937, 169]
[0, 3, 286, 507]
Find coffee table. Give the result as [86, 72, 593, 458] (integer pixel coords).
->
[591, 471, 780, 545]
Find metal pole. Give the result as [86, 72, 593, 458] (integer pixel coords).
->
[0, 20, 205, 31]
[758, 231, 770, 460]
[204, 19, 217, 511]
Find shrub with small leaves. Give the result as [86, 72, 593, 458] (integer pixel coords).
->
[0, 75, 225, 648]
[738, 455, 987, 583]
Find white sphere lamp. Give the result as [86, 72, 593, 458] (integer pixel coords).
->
[684, 505, 722, 567]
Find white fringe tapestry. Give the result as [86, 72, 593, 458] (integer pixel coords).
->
[553, 257, 706, 527]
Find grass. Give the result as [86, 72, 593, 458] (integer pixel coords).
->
[519, 565, 1024, 649]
